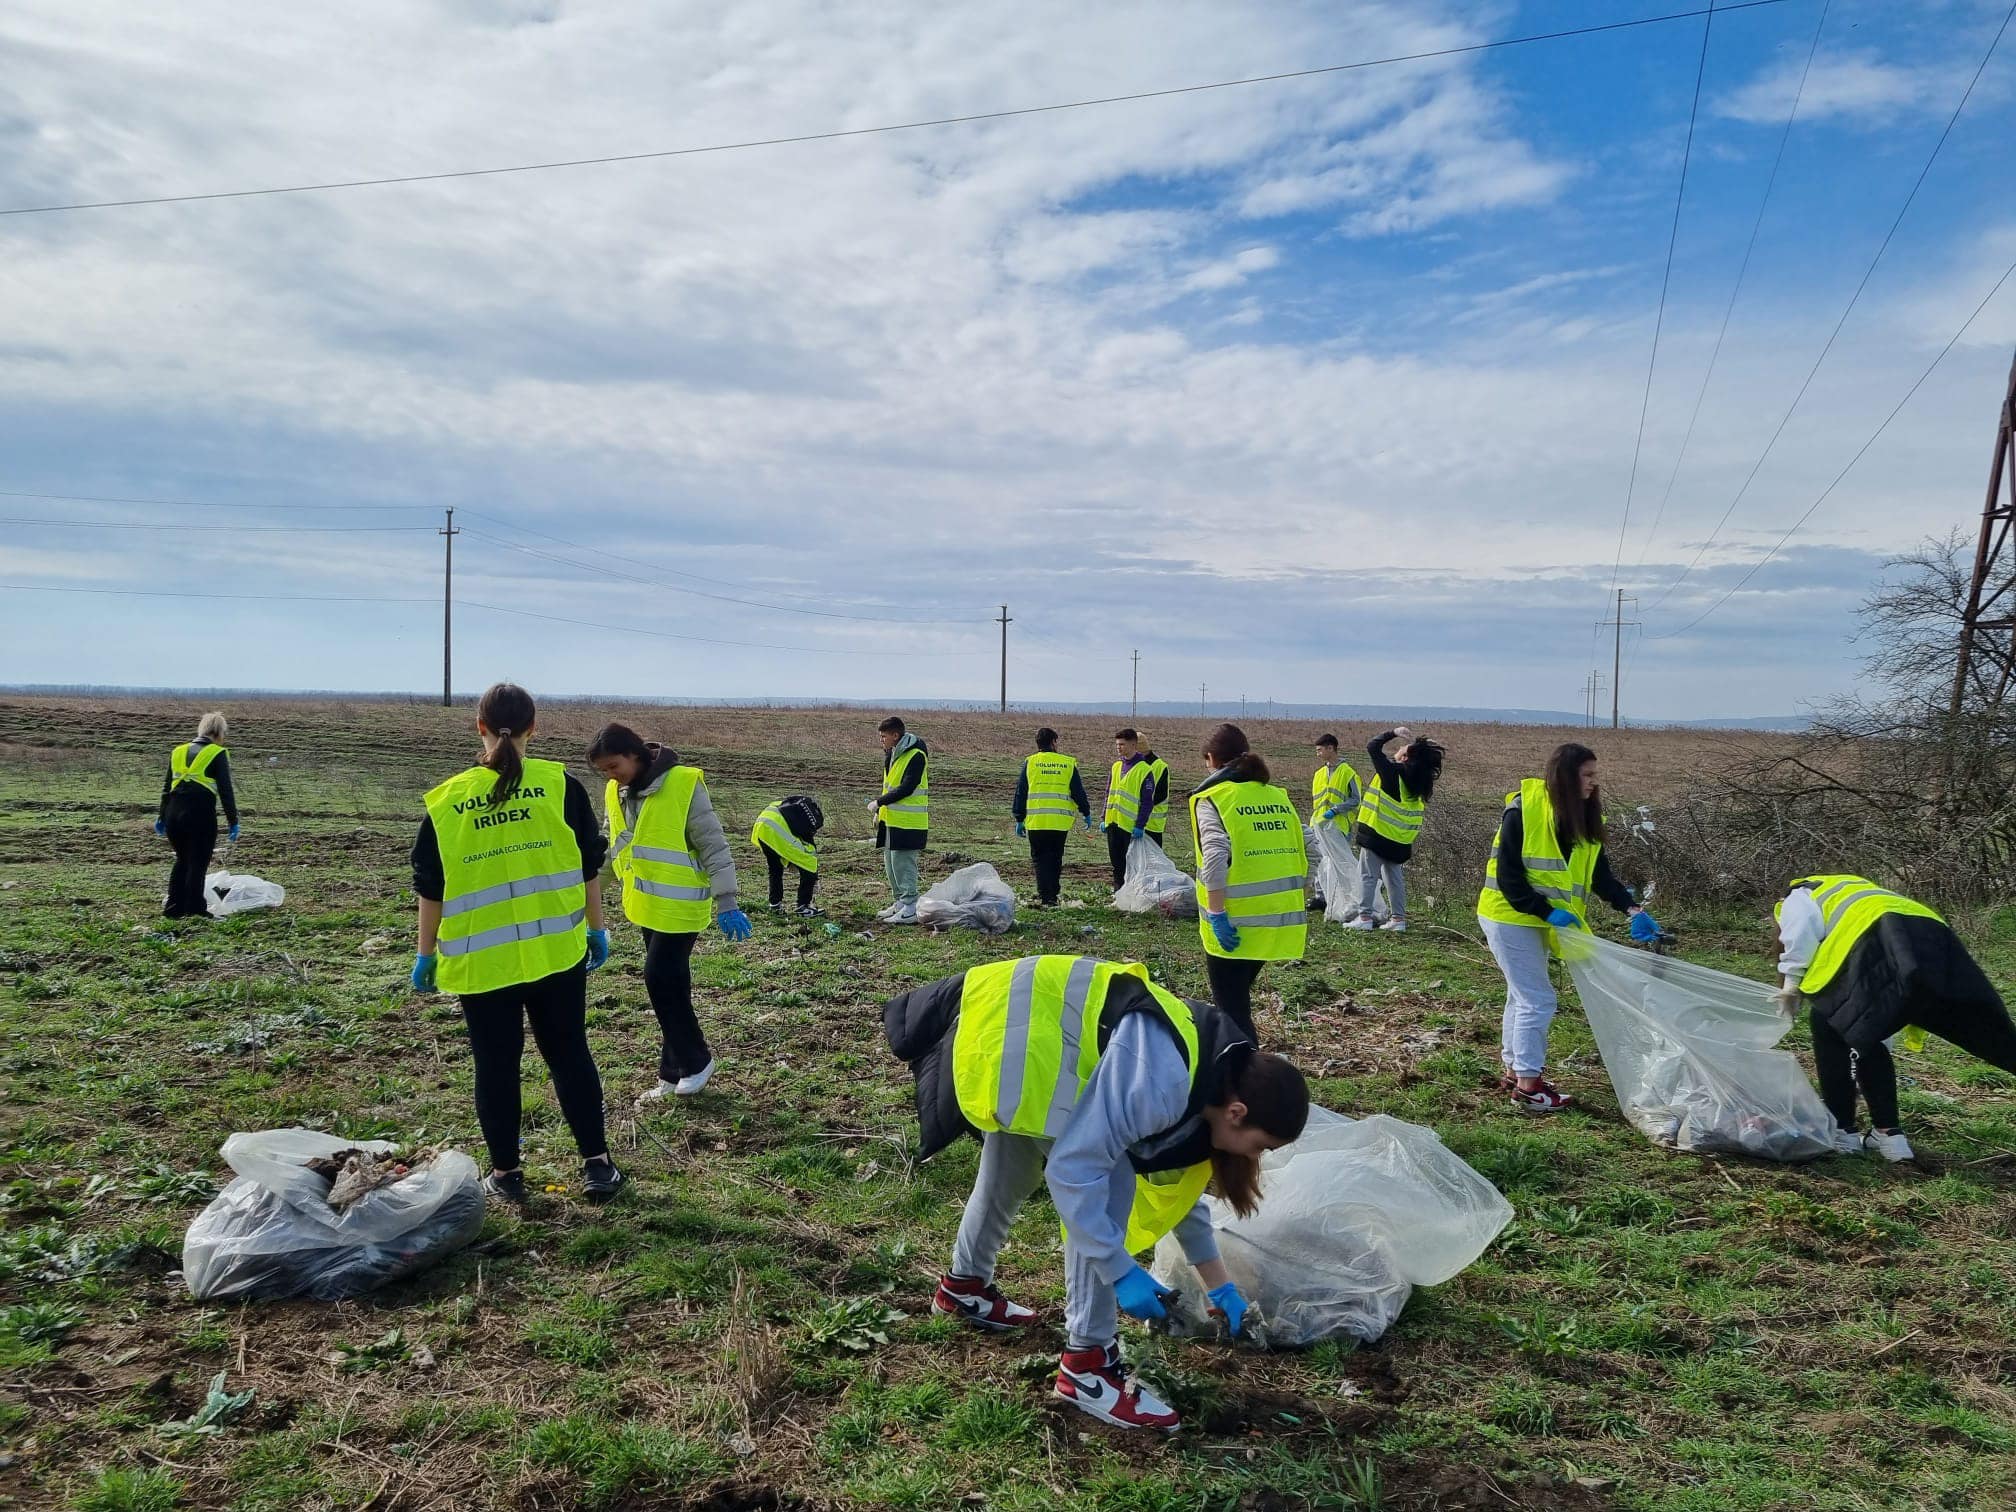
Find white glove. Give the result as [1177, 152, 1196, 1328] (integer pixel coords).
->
[865, 798, 880, 814]
[1769, 983, 1803, 1015]
[1393, 726, 1414, 742]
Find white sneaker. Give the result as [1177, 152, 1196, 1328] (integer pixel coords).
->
[887, 903, 919, 926]
[874, 902, 903, 922]
[1345, 917, 1378, 932]
[1832, 1128, 1866, 1156]
[674, 1060, 716, 1096]
[636, 1079, 678, 1105]
[1379, 918, 1408, 932]
[1864, 1130, 1914, 1163]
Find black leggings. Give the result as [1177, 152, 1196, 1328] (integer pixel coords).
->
[1205, 956, 1267, 1041]
[642, 928, 710, 1080]
[459, 959, 606, 1173]
[762, 846, 818, 908]
[1027, 830, 1067, 904]
[163, 808, 216, 919]
[1811, 981, 2016, 1132]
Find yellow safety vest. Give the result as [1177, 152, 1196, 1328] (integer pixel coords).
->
[879, 747, 929, 833]
[1104, 759, 1152, 830]
[1311, 762, 1362, 829]
[1190, 780, 1308, 961]
[1022, 752, 1080, 832]
[1780, 874, 1944, 995]
[750, 802, 818, 874]
[606, 769, 712, 932]
[424, 758, 586, 994]
[1144, 755, 1170, 835]
[170, 742, 227, 794]
[1477, 779, 1600, 954]
[952, 955, 1211, 1253]
[1357, 773, 1424, 847]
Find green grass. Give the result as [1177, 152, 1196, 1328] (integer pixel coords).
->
[4, 707, 2016, 1509]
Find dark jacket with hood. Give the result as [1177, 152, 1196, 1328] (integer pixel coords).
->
[874, 735, 930, 852]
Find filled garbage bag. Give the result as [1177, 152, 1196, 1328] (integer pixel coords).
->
[1306, 822, 1358, 921]
[1111, 836, 1197, 919]
[915, 862, 1016, 933]
[182, 1129, 485, 1302]
[1566, 937, 1840, 1161]
[205, 871, 285, 917]
[1151, 1108, 1511, 1345]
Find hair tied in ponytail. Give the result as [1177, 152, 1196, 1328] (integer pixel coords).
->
[475, 683, 536, 808]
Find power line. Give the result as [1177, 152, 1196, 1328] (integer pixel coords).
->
[1608, 0, 1717, 597]
[1647, 249, 2016, 639]
[1642, 0, 2016, 613]
[1631, 0, 1832, 570]
[460, 599, 980, 657]
[0, 486, 430, 513]
[0, 2, 1789, 219]
[0, 516, 433, 533]
[0, 582, 432, 604]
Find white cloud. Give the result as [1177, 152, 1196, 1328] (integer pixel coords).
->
[1717, 48, 1946, 126]
[1181, 244, 1278, 291]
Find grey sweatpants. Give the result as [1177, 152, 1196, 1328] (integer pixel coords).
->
[1358, 850, 1407, 921]
[882, 846, 920, 904]
[950, 1132, 1130, 1350]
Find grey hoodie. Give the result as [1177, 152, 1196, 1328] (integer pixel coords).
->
[618, 744, 739, 914]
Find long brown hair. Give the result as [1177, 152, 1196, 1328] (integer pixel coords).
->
[1543, 742, 1604, 849]
[1203, 723, 1271, 784]
[1208, 1050, 1309, 1218]
[476, 682, 536, 807]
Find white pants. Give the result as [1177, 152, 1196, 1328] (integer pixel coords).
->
[1482, 915, 1557, 1077]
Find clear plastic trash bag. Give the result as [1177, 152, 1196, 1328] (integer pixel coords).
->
[1151, 1107, 1512, 1345]
[1111, 836, 1197, 919]
[205, 870, 285, 916]
[1566, 937, 1841, 1161]
[182, 1129, 485, 1302]
[915, 862, 1016, 933]
[1306, 822, 1358, 922]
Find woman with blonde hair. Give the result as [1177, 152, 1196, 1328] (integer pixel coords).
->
[156, 711, 239, 919]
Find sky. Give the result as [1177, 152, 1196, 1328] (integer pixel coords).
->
[2, 0, 2014, 721]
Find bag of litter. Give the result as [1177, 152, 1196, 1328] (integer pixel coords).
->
[1306, 822, 1358, 921]
[1111, 836, 1197, 919]
[182, 1129, 485, 1302]
[1566, 937, 1840, 1161]
[205, 871, 285, 917]
[1152, 1108, 1511, 1346]
[915, 862, 1016, 933]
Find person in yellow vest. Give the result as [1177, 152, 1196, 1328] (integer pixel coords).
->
[1346, 726, 1444, 933]
[1775, 874, 2016, 1163]
[882, 954, 1309, 1433]
[1102, 729, 1158, 889]
[751, 796, 825, 917]
[1477, 744, 1656, 1114]
[409, 683, 623, 1205]
[1139, 739, 1171, 850]
[1012, 727, 1095, 907]
[588, 722, 751, 1103]
[1309, 733, 1363, 918]
[870, 717, 929, 925]
[156, 711, 240, 919]
[1190, 723, 1308, 1038]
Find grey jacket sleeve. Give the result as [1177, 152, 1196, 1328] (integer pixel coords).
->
[1045, 1015, 1193, 1285]
[1172, 1201, 1220, 1269]
[684, 781, 739, 912]
[1196, 793, 1233, 891]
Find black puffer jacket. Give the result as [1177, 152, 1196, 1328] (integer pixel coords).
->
[1811, 913, 2004, 1049]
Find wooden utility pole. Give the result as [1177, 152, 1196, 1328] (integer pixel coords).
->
[1131, 649, 1140, 720]
[995, 605, 1012, 712]
[439, 506, 460, 708]
[1951, 349, 2016, 716]
[1198, 682, 1207, 717]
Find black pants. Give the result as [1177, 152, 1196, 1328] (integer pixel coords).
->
[1027, 830, 1067, 904]
[1106, 825, 1132, 889]
[163, 807, 217, 919]
[642, 928, 710, 1080]
[1809, 1016, 1900, 1132]
[762, 846, 818, 908]
[459, 959, 606, 1173]
[1206, 955, 1267, 1040]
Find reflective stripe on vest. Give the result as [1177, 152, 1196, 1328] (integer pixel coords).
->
[1104, 760, 1151, 829]
[880, 747, 930, 831]
[424, 757, 586, 994]
[1023, 752, 1080, 832]
[1787, 874, 1944, 995]
[1357, 774, 1424, 844]
[1145, 756, 1170, 835]
[1190, 780, 1308, 961]
[1311, 762, 1361, 828]
[750, 803, 819, 873]
[170, 742, 227, 795]
[607, 768, 712, 931]
[1476, 778, 1600, 953]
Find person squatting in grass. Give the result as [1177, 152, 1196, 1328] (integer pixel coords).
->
[883, 953, 1309, 1433]
[156, 710, 240, 920]
[751, 794, 826, 917]
[1013, 726, 1095, 907]
[409, 682, 624, 1205]
[870, 716, 929, 925]
[1190, 723, 1309, 1039]
[588, 721, 752, 1104]
[1775, 874, 2016, 1163]
[1477, 743, 1659, 1115]
[1347, 726, 1444, 933]
[1101, 728, 1160, 890]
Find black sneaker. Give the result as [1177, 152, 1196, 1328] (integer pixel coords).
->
[767, 902, 787, 915]
[795, 905, 826, 919]
[582, 1158, 626, 1204]
[483, 1169, 529, 1206]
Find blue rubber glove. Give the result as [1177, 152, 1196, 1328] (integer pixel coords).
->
[410, 953, 436, 992]
[1131, 825, 1145, 839]
[1321, 806, 1340, 822]
[1207, 910, 1240, 951]
[1207, 1281, 1249, 1338]
[718, 909, 752, 941]
[1015, 821, 1026, 838]
[1546, 908, 1582, 930]
[1114, 1264, 1172, 1322]
[1629, 911, 1661, 943]
[585, 927, 610, 971]
[1081, 814, 1096, 833]
[228, 823, 240, 842]
[153, 819, 166, 837]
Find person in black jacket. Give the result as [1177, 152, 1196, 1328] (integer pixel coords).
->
[156, 711, 240, 919]
[754, 795, 826, 916]
[1346, 727, 1443, 932]
[1012, 727, 1094, 907]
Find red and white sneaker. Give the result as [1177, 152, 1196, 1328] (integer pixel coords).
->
[1511, 1079, 1575, 1114]
[932, 1274, 1035, 1332]
[1054, 1343, 1181, 1432]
